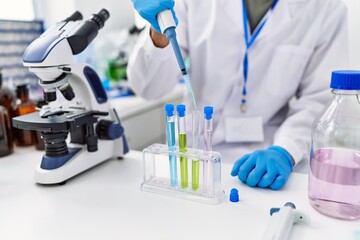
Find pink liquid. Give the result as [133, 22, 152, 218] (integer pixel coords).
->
[309, 148, 360, 220]
[204, 130, 212, 152]
[203, 130, 213, 189]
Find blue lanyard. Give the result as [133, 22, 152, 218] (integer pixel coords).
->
[241, 0, 279, 112]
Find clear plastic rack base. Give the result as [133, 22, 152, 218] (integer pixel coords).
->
[141, 143, 225, 204]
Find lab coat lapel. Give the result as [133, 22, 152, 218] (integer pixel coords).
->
[256, 0, 310, 41]
[255, 0, 292, 41]
[220, 0, 308, 41]
[220, 0, 244, 35]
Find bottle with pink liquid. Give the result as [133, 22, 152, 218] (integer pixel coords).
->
[309, 71, 360, 220]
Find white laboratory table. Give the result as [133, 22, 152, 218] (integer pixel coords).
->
[0, 147, 358, 240]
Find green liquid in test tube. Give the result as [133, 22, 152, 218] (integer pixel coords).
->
[192, 159, 200, 190]
[179, 133, 188, 189]
[191, 110, 201, 191]
[177, 105, 188, 189]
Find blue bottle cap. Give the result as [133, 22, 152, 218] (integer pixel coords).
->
[229, 188, 239, 202]
[165, 104, 174, 117]
[204, 106, 214, 120]
[176, 104, 186, 117]
[330, 70, 360, 90]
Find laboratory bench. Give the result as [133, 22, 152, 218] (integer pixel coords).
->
[0, 147, 358, 240]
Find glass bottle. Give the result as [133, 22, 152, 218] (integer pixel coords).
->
[0, 71, 15, 117]
[0, 105, 14, 156]
[0, 70, 14, 156]
[309, 70, 360, 220]
[12, 84, 36, 146]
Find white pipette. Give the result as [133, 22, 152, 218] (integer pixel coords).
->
[261, 202, 310, 240]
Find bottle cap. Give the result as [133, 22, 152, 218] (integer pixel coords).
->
[229, 188, 239, 202]
[330, 70, 360, 90]
[204, 106, 214, 120]
[177, 104, 186, 117]
[165, 104, 174, 117]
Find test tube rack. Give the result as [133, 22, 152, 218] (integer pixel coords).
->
[141, 143, 225, 204]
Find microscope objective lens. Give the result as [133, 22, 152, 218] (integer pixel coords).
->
[44, 91, 56, 102]
[60, 84, 75, 100]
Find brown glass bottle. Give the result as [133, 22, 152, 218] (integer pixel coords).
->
[0, 76, 15, 119]
[12, 84, 36, 146]
[0, 105, 14, 156]
[0, 71, 15, 156]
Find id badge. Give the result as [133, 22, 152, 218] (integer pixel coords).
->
[225, 117, 264, 142]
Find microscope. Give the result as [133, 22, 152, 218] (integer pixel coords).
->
[12, 9, 129, 185]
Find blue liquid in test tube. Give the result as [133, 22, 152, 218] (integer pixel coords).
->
[165, 104, 178, 187]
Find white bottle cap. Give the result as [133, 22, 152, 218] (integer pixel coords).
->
[157, 10, 176, 33]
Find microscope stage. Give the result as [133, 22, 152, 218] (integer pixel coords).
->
[12, 111, 100, 132]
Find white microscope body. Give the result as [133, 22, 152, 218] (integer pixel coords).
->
[13, 10, 129, 184]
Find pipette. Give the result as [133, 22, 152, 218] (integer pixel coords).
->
[177, 104, 188, 189]
[157, 10, 197, 109]
[203, 106, 214, 190]
[165, 104, 178, 187]
[261, 202, 310, 240]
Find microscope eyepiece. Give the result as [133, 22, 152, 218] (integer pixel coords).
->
[64, 11, 83, 22]
[67, 9, 110, 55]
[90, 9, 110, 30]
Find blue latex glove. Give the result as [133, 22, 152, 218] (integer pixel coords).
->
[131, 0, 178, 33]
[230, 146, 293, 190]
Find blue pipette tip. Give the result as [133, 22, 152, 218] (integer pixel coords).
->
[230, 188, 239, 202]
[165, 104, 174, 117]
[204, 106, 214, 120]
[177, 104, 186, 117]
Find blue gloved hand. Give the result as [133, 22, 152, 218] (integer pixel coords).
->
[131, 0, 178, 33]
[230, 146, 293, 190]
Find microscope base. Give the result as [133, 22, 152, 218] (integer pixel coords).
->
[34, 140, 124, 184]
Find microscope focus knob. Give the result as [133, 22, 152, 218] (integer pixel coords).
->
[96, 120, 123, 140]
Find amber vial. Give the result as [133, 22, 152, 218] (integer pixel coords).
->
[0, 105, 14, 157]
[12, 84, 36, 146]
[0, 71, 15, 155]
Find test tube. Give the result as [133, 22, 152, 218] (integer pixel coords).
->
[177, 104, 188, 189]
[192, 110, 201, 191]
[165, 104, 177, 187]
[203, 106, 214, 190]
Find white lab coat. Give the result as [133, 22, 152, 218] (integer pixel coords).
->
[127, 0, 348, 172]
